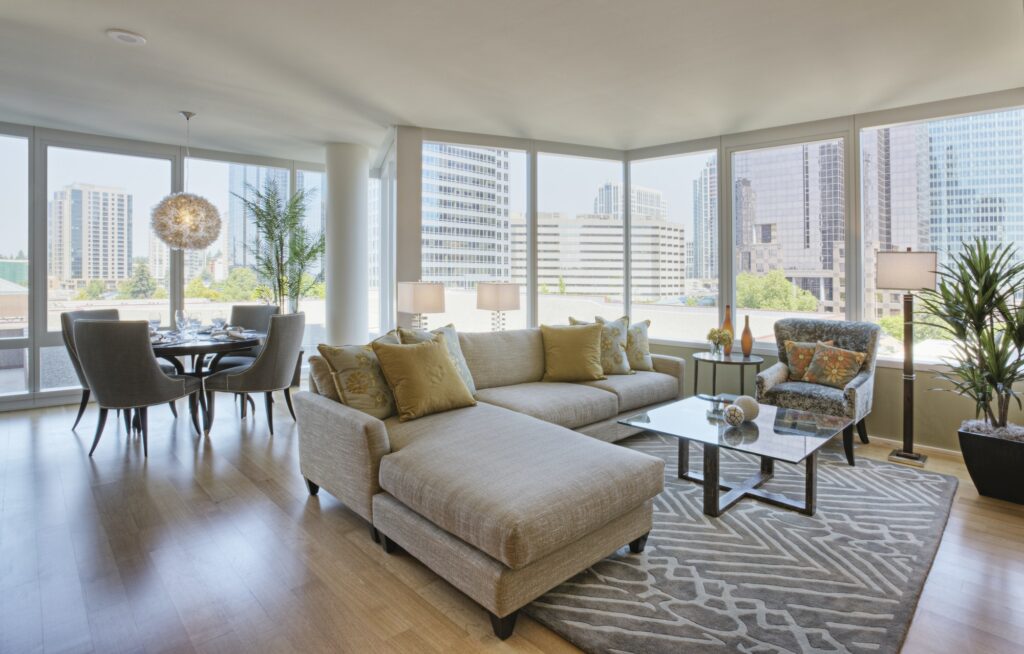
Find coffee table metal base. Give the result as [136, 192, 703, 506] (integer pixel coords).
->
[678, 439, 817, 517]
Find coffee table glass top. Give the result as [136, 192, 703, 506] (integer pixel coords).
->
[619, 396, 851, 464]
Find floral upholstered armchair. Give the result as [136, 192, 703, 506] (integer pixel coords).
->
[755, 318, 881, 466]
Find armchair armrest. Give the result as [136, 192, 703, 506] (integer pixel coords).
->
[756, 362, 789, 400]
[293, 391, 391, 523]
[843, 370, 875, 421]
[651, 354, 686, 399]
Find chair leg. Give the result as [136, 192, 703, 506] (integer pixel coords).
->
[139, 406, 149, 457]
[72, 389, 90, 430]
[204, 391, 215, 434]
[89, 408, 108, 456]
[856, 418, 869, 444]
[305, 478, 319, 496]
[123, 408, 132, 433]
[488, 611, 519, 640]
[189, 394, 201, 435]
[132, 410, 141, 433]
[843, 424, 855, 466]
[284, 387, 296, 421]
[168, 400, 177, 418]
[264, 392, 274, 435]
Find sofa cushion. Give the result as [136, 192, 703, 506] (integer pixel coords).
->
[762, 381, 849, 418]
[475, 382, 618, 429]
[457, 329, 545, 390]
[377, 402, 664, 569]
[582, 371, 679, 412]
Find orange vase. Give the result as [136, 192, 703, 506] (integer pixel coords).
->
[741, 315, 753, 357]
[722, 305, 734, 356]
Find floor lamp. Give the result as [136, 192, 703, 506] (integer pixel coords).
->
[876, 249, 938, 468]
[397, 282, 445, 331]
[477, 282, 520, 331]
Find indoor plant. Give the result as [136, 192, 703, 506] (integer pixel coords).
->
[707, 327, 732, 356]
[236, 179, 326, 313]
[919, 239, 1024, 503]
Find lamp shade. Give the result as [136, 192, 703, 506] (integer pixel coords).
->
[876, 250, 937, 291]
[397, 282, 445, 314]
[477, 282, 520, 311]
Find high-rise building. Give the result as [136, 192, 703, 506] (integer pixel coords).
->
[47, 183, 133, 290]
[691, 159, 717, 280]
[421, 143, 511, 289]
[594, 183, 667, 220]
[147, 240, 206, 283]
[227, 165, 289, 269]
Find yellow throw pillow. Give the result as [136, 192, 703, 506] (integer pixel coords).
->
[317, 341, 397, 420]
[783, 339, 832, 381]
[307, 354, 340, 402]
[540, 323, 606, 382]
[802, 342, 866, 389]
[372, 335, 476, 422]
[397, 323, 476, 393]
[569, 316, 631, 375]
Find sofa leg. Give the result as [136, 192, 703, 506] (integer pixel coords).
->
[629, 532, 649, 554]
[489, 610, 518, 640]
[304, 478, 319, 496]
[370, 527, 381, 543]
[856, 419, 869, 444]
[382, 534, 398, 554]
[843, 425, 855, 466]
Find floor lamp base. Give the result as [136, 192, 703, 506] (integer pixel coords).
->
[888, 449, 927, 468]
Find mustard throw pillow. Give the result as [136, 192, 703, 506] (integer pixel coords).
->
[372, 335, 476, 422]
[802, 342, 867, 389]
[569, 316, 631, 375]
[317, 342, 397, 419]
[783, 339, 833, 381]
[540, 323, 605, 382]
[397, 323, 476, 394]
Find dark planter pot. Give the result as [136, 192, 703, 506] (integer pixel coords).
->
[959, 428, 1024, 504]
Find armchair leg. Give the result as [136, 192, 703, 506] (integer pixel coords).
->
[283, 387, 296, 421]
[72, 389, 89, 430]
[168, 400, 177, 418]
[89, 408, 108, 456]
[123, 408, 132, 434]
[843, 425, 855, 466]
[488, 611, 519, 640]
[139, 406, 149, 457]
[856, 419, 869, 444]
[265, 392, 274, 435]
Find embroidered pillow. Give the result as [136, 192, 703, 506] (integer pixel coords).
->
[307, 354, 340, 401]
[317, 340, 397, 419]
[783, 339, 832, 381]
[397, 323, 476, 394]
[540, 323, 606, 382]
[601, 317, 653, 371]
[569, 316, 631, 375]
[802, 342, 867, 389]
[372, 335, 476, 421]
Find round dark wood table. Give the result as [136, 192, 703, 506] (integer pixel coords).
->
[692, 351, 765, 399]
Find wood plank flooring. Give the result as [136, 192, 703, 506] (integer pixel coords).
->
[2, 395, 1022, 653]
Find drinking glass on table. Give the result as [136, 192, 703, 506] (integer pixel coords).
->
[174, 309, 188, 333]
[211, 315, 226, 331]
[148, 313, 161, 335]
[188, 318, 201, 341]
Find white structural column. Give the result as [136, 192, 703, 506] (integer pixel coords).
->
[325, 142, 369, 344]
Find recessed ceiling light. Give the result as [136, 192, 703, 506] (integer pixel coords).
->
[106, 29, 147, 46]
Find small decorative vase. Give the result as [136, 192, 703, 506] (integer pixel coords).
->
[709, 342, 721, 356]
[721, 305, 734, 356]
[741, 316, 753, 357]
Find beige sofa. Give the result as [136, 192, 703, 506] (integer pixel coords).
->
[294, 328, 684, 639]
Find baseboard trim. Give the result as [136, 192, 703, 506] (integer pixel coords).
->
[864, 435, 963, 462]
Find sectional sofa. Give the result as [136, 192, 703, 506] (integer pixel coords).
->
[293, 327, 685, 639]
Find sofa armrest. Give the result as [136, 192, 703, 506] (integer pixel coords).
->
[843, 370, 874, 421]
[293, 391, 391, 523]
[651, 354, 686, 399]
[756, 362, 789, 400]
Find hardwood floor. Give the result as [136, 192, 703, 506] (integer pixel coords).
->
[2, 396, 1023, 654]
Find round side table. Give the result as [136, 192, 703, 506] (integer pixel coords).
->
[693, 351, 765, 399]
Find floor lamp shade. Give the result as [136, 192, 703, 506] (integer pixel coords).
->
[477, 283, 520, 312]
[876, 250, 937, 291]
[397, 282, 445, 314]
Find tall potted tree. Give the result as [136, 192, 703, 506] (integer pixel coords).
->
[919, 239, 1024, 503]
[235, 179, 326, 313]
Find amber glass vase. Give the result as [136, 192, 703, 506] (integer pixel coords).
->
[741, 315, 753, 357]
[721, 305, 734, 356]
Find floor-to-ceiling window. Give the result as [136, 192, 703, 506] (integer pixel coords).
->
[296, 168, 327, 350]
[0, 134, 29, 396]
[861, 106, 1024, 361]
[420, 142, 527, 331]
[537, 153, 625, 325]
[731, 138, 846, 344]
[629, 151, 718, 341]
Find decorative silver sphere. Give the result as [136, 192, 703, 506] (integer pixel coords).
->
[151, 192, 221, 250]
[723, 404, 745, 426]
[733, 395, 760, 421]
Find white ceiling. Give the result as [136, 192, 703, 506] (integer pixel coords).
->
[1, 0, 1022, 163]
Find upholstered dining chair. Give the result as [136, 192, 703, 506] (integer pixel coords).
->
[755, 318, 882, 466]
[203, 312, 304, 435]
[210, 304, 280, 416]
[61, 309, 178, 431]
[74, 320, 203, 456]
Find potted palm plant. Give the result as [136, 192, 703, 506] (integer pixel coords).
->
[919, 239, 1024, 503]
[235, 179, 326, 313]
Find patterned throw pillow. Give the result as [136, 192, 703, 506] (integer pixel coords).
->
[802, 342, 867, 389]
[600, 317, 653, 371]
[783, 339, 832, 381]
[569, 316, 631, 375]
[317, 338, 397, 420]
[397, 323, 476, 394]
[307, 354, 340, 401]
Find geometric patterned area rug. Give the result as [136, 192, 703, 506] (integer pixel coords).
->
[525, 432, 958, 654]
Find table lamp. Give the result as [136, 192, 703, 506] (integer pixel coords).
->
[477, 282, 520, 331]
[875, 248, 937, 467]
[397, 282, 445, 331]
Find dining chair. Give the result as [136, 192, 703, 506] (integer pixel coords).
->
[74, 320, 203, 456]
[61, 309, 178, 431]
[213, 304, 280, 416]
[203, 313, 305, 435]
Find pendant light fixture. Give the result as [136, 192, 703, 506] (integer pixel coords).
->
[151, 111, 221, 250]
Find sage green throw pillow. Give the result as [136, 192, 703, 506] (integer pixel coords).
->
[397, 323, 476, 394]
[317, 340, 397, 420]
[597, 316, 653, 371]
[569, 315, 631, 375]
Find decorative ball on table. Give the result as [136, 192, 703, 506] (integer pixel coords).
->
[732, 395, 760, 421]
[723, 404, 745, 426]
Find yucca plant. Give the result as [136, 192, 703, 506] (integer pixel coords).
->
[918, 239, 1024, 431]
[235, 179, 326, 313]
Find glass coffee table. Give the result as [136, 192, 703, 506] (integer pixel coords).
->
[620, 396, 851, 517]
